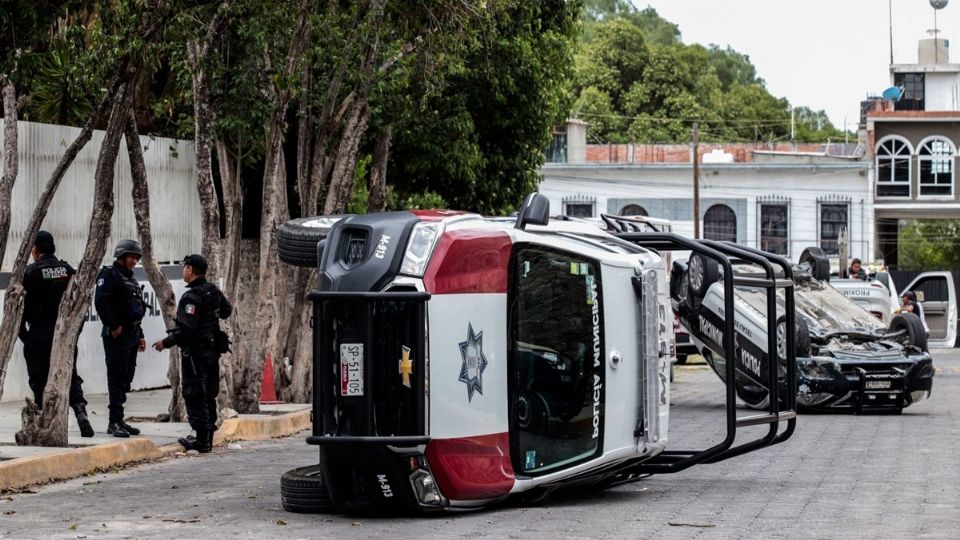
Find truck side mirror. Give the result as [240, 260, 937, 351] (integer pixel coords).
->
[515, 193, 550, 230]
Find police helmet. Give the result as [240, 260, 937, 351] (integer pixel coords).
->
[113, 239, 144, 260]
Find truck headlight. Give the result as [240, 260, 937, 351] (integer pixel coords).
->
[409, 469, 443, 505]
[400, 222, 443, 277]
[799, 360, 835, 381]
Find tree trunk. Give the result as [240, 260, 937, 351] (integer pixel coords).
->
[323, 100, 370, 215]
[215, 139, 242, 412]
[234, 0, 313, 412]
[367, 125, 391, 213]
[16, 80, 133, 446]
[187, 40, 222, 282]
[0, 75, 18, 265]
[124, 111, 186, 421]
[0, 77, 121, 402]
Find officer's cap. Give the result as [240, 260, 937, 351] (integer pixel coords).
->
[183, 254, 208, 275]
[34, 230, 55, 253]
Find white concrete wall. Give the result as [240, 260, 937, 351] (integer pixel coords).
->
[1, 274, 186, 403]
[0, 120, 200, 271]
[539, 163, 873, 263]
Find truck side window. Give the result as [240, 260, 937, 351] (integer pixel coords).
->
[509, 245, 603, 475]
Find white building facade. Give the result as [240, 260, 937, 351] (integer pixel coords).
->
[540, 157, 873, 264]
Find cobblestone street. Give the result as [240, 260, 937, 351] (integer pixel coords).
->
[1, 348, 958, 539]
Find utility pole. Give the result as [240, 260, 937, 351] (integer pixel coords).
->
[692, 122, 700, 239]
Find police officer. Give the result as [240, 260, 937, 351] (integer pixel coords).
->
[95, 239, 148, 437]
[152, 254, 232, 453]
[18, 231, 94, 437]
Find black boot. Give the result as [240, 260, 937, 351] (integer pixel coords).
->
[178, 428, 211, 453]
[119, 420, 140, 436]
[72, 404, 94, 438]
[107, 421, 130, 438]
[181, 424, 217, 446]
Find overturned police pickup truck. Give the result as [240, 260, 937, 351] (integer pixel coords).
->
[272, 196, 797, 515]
[672, 246, 934, 415]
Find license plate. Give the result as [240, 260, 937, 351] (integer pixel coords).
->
[340, 343, 364, 396]
[865, 380, 891, 390]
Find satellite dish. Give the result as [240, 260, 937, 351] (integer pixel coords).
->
[931, 0, 948, 9]
[882, 86, 904, 101]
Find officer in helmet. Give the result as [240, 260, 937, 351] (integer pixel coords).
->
[153, 254, 233, 453]
[94, 239, 148, 437]
[19, 231, 94, 437]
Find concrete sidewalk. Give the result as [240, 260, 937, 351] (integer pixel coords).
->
[0, 388, 310, 491]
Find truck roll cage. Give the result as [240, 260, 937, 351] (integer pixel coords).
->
[613, 232, 797, 473]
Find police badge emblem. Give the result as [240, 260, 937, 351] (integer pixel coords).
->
[458, 323, 488, 401]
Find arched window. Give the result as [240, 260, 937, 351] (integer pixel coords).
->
[875, 136, 912, 197]
[703, 204, 736, 242]
[917, 136, 955, 197]
[619, 204, 648, 217]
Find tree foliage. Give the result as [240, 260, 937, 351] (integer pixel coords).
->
[388, 0, 581, 214]
[571, 3, 846, 144]
[898, 220, 960, 271]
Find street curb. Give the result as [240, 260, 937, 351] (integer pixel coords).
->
[0, 409, 310, 492]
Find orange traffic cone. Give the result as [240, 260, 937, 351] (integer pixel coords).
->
[259, 353, 283, 404]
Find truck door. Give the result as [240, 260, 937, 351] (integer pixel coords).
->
[904, 271, 957, 347]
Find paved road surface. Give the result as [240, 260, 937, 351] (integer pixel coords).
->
[1, 349, 958, 539]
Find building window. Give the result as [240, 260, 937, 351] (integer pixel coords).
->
[619, 204, 648, 217]
[545, 129, 567, 163]
[894, 73, 924, 111]
[819, 203, 849, 256]
[917, 136, 955, 197]
[564, 203, 594, 218]
[875, 136, 912, 197]
[703, 204, 736, 242]
[759, 204, 789, 256]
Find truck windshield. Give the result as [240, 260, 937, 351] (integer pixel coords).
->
[509, 245, 603, 475]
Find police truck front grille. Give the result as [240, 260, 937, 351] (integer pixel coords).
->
[339, 230, 368, 267]
[309, 291, 429, 440]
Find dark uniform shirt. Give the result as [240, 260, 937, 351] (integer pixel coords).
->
[162, 277, 232, 350]
[903, 298, 924, 320]
[94, 261, 147, 338]
[20, 254, 75, 339]
[849, 267, 868, 281]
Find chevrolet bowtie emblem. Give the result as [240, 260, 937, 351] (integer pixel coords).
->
[399, 346, 413, 388]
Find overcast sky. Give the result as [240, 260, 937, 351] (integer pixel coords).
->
[637, 0, 958, 129]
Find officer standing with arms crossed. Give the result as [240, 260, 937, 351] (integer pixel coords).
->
[95, 240, 148, 437]
[153, 254, 232, 453]
[18, 231, 94, 437]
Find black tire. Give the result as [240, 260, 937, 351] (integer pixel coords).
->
[799, 246, 830, 282]
[679, 271, 701, 311]
[281, 465, 336, 514]
[687, 254, 719, 299]
[889, 312, 928, 353]
[675, 354, 688, 365]
[776, 316, 811, 359]
[277, 216, 346, 267]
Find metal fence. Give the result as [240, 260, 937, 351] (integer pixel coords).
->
[0, 120, 200, 271]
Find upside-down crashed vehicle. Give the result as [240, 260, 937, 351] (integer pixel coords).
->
[671, 247, 934, 414]
[274, 194, 798, 515]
